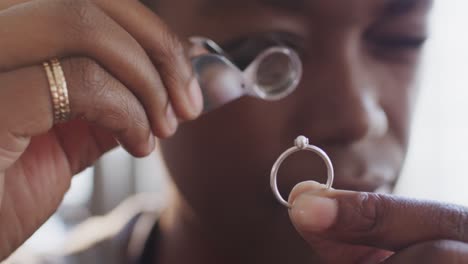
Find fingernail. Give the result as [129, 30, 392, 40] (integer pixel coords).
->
[288, 181, 329, 204]
[291, 193, 338, 232]
[165, 105, 178, 135]
[188, 78, 203, 116]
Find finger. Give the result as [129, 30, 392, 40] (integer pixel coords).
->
[384, 240, 468, 264]
[95, 0, 203, 120]
[0, 0, 176, 136]
[288, 181, 468, 251]
[0, 0, 30, 10]
[0, 57, 155, 159]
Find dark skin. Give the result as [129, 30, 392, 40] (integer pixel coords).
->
[157, 0, 468, 263]
[1, 0, 468, 263]
[156, 0, 428, 263]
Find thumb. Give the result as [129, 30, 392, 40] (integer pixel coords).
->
[288, 181, 468, 251]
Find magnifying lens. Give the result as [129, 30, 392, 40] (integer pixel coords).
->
[190, 37, 303, 112]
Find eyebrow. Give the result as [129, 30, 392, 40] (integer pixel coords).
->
[201, 0, 306, 14]
[201, 0, 432, 17]
[383, 0, 433, 17]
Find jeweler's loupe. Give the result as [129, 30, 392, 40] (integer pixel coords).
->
[190, 37, 303, 112]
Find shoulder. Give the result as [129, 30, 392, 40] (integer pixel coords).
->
[4, 193, 165, 264]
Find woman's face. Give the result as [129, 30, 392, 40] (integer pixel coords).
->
[155, 0, 432, 225]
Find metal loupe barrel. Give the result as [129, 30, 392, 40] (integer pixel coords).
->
[191, 42, 302, 113]
[244, 46, 302, 100]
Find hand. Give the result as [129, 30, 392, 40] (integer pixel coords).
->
[0, 0, 203, 259]
[288, 182, 468, 263]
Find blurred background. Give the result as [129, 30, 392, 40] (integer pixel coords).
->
[10, 0, 468, 258]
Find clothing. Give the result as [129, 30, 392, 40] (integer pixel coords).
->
[5, 194, 164, 264]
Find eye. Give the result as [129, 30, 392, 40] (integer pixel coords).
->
[365, 32, 427, 63]
[368, 34, 427, 50]
[221, 32, 305, 70]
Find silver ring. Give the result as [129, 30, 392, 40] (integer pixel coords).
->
[270, 136, 334, 208]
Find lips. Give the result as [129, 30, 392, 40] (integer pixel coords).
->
[333, 176, 394, 193]
[270, 132, 405, 199]
[277, 146, 402, 193]
[323, 148, 402, 192]
[285, 162, 397, 193]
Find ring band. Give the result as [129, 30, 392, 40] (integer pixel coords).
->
[270, 136, 334, 208]
[43, 58, 70, 123]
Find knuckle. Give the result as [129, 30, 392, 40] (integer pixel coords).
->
[89, 89, 132, 132]
[338, 193, 388, 236]
[97, 105, 131, 133]
[123, 99, 148, 131]
[154, 32, 188, 80]
[87, 79, 144, 133]
[159, 31, 185, 61]
[97, 95, 148, 138]
[107, 93, 145, 131]
[60, 0, 98, 38]
[62, 58, 149, 136]
[437, 204, 468, 240]
[75, 58, 111, 98]
[63, 57, 112, 110]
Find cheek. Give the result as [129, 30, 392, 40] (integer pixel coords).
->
[159, 96, 299, 210]
[377, 63, 421, 148]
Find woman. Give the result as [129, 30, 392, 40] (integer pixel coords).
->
[1, 0, 468, 263]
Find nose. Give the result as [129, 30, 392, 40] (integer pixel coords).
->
[294, 43, 388, 145]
